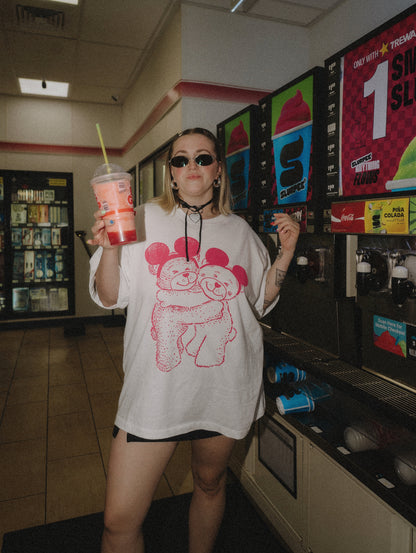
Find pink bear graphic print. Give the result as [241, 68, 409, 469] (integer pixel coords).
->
[145, 238, 248, 372]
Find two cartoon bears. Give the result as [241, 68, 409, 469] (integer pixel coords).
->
[145, 237, 248, 372]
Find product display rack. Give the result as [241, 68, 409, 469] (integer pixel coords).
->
[0, 170, 75, 320]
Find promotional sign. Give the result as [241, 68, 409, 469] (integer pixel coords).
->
[331, 201, 366, 233]
[326, 6, 416, 198]
[271, 75, 314, 205]
[263, 206, 307, 233]
[364, 197, 409, 234]
[374, 315, 406, 358]
[410, 197, 416, 234]
[408, 323, 416, 360]
[331, 197, 409, 234]
[223, 111, 252, 210]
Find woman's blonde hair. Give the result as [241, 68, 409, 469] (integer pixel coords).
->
[152, 127, 232, 215]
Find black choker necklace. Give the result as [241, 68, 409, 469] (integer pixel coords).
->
[178, 198, 213, 261]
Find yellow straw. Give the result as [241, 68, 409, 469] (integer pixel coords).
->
[96, 123, 110, 172]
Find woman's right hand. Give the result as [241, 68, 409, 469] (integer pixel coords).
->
[87, 211, 117, 249]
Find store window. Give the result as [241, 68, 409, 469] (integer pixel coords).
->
[138, 139, 171, 204]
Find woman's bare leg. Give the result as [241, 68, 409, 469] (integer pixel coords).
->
[189, 435, 236, 553]
[101, 430, 178, 553]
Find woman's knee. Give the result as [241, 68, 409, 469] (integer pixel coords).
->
[192, 467, 227, 496]
[103, 507, 142, 537]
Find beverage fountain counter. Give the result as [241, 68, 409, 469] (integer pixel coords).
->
[261, 324, 416, 528]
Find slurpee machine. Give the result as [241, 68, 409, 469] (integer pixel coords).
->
[254, 67, 359, 360]
[326, 4, 416, 390]
[219, 6, 416, 544]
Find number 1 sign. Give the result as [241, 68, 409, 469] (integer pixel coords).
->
[326, 5, 416, 199]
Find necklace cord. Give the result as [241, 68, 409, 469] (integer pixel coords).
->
[178, 198, 213, 261]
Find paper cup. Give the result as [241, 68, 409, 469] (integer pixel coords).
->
[276, 390, 315, 415]
[267, 363, 306, 384]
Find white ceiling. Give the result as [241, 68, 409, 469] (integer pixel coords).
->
[0, 0, 343, 105]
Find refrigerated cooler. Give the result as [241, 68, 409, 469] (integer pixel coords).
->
[0, 169, 75, 320]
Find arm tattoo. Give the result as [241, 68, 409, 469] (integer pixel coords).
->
[275, 268, 287, 288]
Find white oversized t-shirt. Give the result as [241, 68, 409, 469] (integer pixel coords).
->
[89, 203, 277, 440]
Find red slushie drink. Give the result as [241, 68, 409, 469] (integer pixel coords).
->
[91, 163, 136, 246]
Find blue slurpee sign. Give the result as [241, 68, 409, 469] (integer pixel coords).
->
[271, 76, 314, 205]
[224, 113, 251, 210]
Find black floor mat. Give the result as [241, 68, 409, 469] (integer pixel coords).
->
[2, 477, 291, 553]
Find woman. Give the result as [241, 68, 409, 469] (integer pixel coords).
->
[88, 127, 299, 553]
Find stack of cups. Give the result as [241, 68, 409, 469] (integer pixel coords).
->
[91, 163, 137, 246]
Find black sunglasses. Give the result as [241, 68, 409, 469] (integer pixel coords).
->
[169, 154, 216, 168]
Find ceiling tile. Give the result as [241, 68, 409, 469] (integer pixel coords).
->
[184, 0, 231, 8]
[75, 42, 141, 88]
[249, 0, 322, 25]
[79, 0, 172, 49]
[286, 0, 341, 8]
[8, 32, 77, 80]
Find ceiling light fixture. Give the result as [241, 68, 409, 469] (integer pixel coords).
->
[19, 78, 69, 98]
[230, 0, 245, 12]
[44, 0, 79, 5]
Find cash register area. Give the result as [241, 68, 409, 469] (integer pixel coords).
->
[0, 323, 196, 548]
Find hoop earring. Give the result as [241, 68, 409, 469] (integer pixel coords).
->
[213, 177, 221, 188]
[171, 181, 178, 190]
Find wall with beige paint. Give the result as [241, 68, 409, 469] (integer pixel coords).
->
[121, 6, 183, 161]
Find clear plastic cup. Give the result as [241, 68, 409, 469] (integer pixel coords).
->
[91, 163, 136, 246]
[102, 211, 137, 246]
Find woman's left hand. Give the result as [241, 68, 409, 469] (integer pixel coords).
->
[270, 213, 300, 254]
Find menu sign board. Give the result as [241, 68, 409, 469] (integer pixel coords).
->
[326, 6, 416, 199]
[331, 197, 410, 234]
[217, 106, 258, 212]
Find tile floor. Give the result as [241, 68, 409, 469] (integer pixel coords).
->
[0, 322, 194, 548]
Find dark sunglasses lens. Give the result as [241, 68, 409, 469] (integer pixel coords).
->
[170, 154, 215, 167]
[170, 156, 189, 167]
[195, 154, 214, 166]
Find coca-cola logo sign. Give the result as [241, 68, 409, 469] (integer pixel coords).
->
[341, 211, 355, 222]
[331, 201, 366, 233]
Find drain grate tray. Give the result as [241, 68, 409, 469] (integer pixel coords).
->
[382, 394, 416, 418]
[358, 382, 408, 401]
[308, 359, 357, 375]
[334, 370, 380, 387]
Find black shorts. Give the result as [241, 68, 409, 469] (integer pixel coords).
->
[112, 425, 220, 442]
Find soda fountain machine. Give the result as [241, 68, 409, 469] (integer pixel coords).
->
[218, 8, 416, 545]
